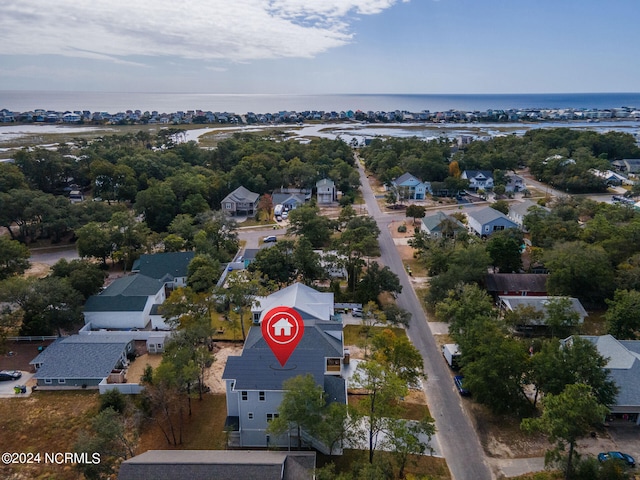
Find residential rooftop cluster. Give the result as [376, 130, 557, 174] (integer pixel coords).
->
[1, 104, 639, 126]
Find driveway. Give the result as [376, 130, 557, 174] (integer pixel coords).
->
[0, 372, 34, 398]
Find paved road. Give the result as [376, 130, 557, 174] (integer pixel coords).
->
[356, 157, 493, 480]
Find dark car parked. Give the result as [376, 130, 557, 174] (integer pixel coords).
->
[598, 451, 635, 467]
[454, 375, 470, 396]
[0, 370, 22, 381]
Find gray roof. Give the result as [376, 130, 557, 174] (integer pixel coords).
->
[30, 336, 131, 379]
[463, 169, 493, 180]
[272, 192, 306, 207]
[509, 199, 548, 218]
[225, 320, 343, 391]
[118, 450, 316, 480]
[421, 211, 465, 233]
[222, 185, 259, 204]
[393, 172, 423, 186]
[575, 335, 640, 408]
[84, 295, 149, 312]
[468, 206, 516, 226]
[316, 178, 334, 187]
[253, 283, 334, 323]
[100, 274, 165, 297]
[499, 296, 588, 323]
[223, 348, 326, 391]
[84, 274, 164, 312]
[131, 251, 194, 279]
[485, 273, 548, 293]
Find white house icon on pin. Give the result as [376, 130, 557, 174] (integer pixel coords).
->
[272, 317, 293, 337]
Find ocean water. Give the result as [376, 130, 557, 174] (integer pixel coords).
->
[1, 91, 640, 114]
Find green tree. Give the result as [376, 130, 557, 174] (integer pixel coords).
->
[352, 360, 408, 464]
[522, 383, 609, 480]
[356, 262, 402, 305]
[544, 241, 614, 307]
[248, 240, 296, 285]
[135, 181, 179, 232]
[74, 407, 138, 480]
[76, 222, 113, 265]
[486, 229, 523, 273]
[605, 289, 640, 339]
[187, 254, 220, 293]
[287, 202, 334, 248]
[50, 258, 107, 299]
[405, 204, 426, 226]
[371, 328, 424, 387]
[490, 199, 510, 215]
[0, 235, 30, 280]
[545, 297, 581, 338]
[267, 374, 325, 449]
[386, 417, 436, 479]
[293, 237, 325, 284]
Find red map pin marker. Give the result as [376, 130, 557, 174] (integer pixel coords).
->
[262, 306, 305, 367]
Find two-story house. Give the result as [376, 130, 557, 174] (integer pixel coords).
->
[222, 283, 347, 451]
[221, 186, 260, 216]
[316, 178, 337, 204]
[461, 170, 494, 192]
[390, 173, 431, 200]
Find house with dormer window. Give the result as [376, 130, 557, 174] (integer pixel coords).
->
[223, 283, 347, 452]
[462, 170, 494, 191]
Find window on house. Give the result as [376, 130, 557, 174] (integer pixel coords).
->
[241, 391, 248, 401]
[248, 413, 254, 420]
[58, 379, 66, 384]
[266, 413, 279, 422]
[259, 391, 265, 401]
[253, 312, 261, 322]
[44, 379, 52, 384]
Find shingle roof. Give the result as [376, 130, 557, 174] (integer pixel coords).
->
[421, 211, 465, 233]
[131, 252, 194, 279]
[468, 206, 514, 225]
[499, 296, 588, 322]
[223, 347, 326, 391]
[118, 450, 316, 480]
[254, 283, 334, 322]
[393, 172, 422, 186]
[575, 335, 640, 408]
[30, 336, 131, 379]
[100, 274, 165, 297]
[222, 186, 259, 204]
[463, 169, 493, 180]
[84, 274, 164, 312]
[84, 295, 149, 312]
[485, 273, 548, 293]
[272, 193, 306, 207]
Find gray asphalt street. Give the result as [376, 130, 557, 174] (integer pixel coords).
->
[355, 156, 493, 480]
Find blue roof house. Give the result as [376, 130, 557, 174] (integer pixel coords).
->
[467, 207, 518, 237]
[391, 173, 431, 200]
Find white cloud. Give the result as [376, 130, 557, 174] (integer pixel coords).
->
[0, 1, 407, 64]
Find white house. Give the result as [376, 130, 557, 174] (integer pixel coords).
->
[223, 283, 347, 451]
[85, 252, 195, 331]
[316, 178, 337, 204]
[462, 170, 494, 191]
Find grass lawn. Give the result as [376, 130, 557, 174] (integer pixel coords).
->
[0, 391, 100, 480]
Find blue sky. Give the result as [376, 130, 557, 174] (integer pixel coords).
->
[1, 0, 637, 94]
